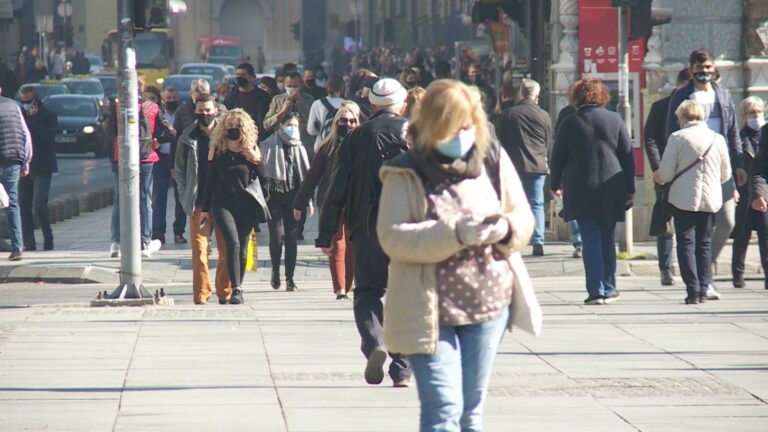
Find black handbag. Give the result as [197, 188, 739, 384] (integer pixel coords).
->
[649, 140, 715, 237]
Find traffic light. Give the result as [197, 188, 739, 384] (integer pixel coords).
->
[628, 0, 672, 40]
[291, 21, 301, 41]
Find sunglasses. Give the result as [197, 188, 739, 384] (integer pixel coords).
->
[337, 118, 358, 126]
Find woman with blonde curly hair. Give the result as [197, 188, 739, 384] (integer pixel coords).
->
[200, 108, 269, 304]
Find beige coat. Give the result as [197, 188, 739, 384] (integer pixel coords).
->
[658, 121, 731, 213]
[377, 151, 535, 355]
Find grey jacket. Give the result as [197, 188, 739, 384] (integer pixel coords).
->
[174, 122, 205, 215]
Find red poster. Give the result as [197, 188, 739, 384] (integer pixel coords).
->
[579, 0, 645, 74]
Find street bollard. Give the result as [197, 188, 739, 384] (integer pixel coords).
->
[79, 194, 92, 213]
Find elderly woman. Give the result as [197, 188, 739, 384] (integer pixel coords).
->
[656, 100, 731, 304]
[377, 79, 534, 432]
[732, 97, 766, 287]
[550, 78, 635, 305]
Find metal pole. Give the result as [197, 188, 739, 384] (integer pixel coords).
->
[62, 1, 67, 59]
[98, 0, 152, 305]
[618, 5, 633, 255]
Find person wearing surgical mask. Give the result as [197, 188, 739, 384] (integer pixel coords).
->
[263, 71, 316, 159]
[376, 79, 534, 429]
[258, 111, 311, 292]
[292, 102, 361, 300]
[200, 108, 267, 305]
[224, 62, 271, 143]
[732, 96, 767, 287]
[666, 48, 745, 300]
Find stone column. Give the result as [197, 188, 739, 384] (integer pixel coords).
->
[746, 0, 768, 100]
[551, 0, 579, 116]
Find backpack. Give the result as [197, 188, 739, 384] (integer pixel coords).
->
[138, 108, 153, 160]
[318, 97, 339, 141]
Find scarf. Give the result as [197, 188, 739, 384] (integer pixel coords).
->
[259, 129, 307, 193]
[413, 145, 484, 193]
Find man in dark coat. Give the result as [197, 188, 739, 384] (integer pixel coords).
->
[748, 123, 768, 290]
[224, 62, 271, 141]
[317, 78, 412, 387]
[665, 48, 744, 300]
[497, 78, 552, 256]
[18, 87, 57, 251]
[644, 68, 692, 286]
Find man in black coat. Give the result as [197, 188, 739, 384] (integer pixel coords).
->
[665, 48, 744, 300]
[18, 87, 57, 251]
[644, 68, 692, 286]
[317, 78, 412, 387]
[224, 62, 271, 141]
[497, 79, 552, 256]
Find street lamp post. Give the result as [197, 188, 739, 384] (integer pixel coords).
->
[617, 4, 633, 255]
[92, 0, 153, 306]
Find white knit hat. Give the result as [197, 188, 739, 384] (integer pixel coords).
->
[369, 78, 407, 106]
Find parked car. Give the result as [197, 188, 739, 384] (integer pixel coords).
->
[45, 94, 108, 158]
[62, 78, 107, 109]
[179, 62, 228, 85]
[92, 73, 117, 100]
[162, 74, 217, 104]
[13, 83, 69, 101]
[85, 53, 104, 74]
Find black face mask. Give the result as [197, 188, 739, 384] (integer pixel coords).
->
[236, 76, 250, 88]
[405, 81, 417, 89]
[337, 125, 350, 138]
[306, 79, 316, 87]
[226, 128, 241, 141]
[196, 113, 215, 128]
[165, 100, 179, 112]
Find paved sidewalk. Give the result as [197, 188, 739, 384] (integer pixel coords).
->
[0, 206, 766, 431]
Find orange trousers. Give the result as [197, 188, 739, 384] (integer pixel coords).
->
[190, 207, 231, 304]
[329, 221, 354, 294]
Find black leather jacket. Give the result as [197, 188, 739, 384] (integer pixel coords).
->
[316, 110, 409, 247]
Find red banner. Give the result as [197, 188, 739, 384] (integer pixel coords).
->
[579, 0, 645, 74]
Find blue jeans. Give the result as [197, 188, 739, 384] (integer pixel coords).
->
[409, 308, 509, 432]
[521, 173, 546, 245]
[111, 163, 154, 245]
[654, 184, 673, 271]
[0, 161, 22, 253]
[568, 220, 582, 250]
[152, 153, 171, 237]
[577, 218, 617, 298]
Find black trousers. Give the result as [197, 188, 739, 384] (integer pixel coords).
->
[351, 225, 411, 381]
[213, 203, 259, 288]
[267, 191, 299, 278]
[674, 209, 714, 300]
[19, 174, 52, 249]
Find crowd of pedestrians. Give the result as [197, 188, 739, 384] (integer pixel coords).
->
[4, 41, 768, 431]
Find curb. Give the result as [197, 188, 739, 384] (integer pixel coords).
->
[0, 186, 114, 238]
[0, 264, 119, 284]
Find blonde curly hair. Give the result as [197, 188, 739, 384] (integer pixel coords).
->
[209, 108, 260, 160]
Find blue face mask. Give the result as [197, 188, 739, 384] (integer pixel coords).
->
[436, 127, 476, 159]
[282, 126, 299, 140]
[21, 102, 33, 112]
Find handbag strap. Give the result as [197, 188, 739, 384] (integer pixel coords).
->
[668, 137, 716, 187]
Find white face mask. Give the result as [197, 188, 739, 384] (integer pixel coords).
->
[286, 87, 299, 97]
[747, 116, 766, 131]
[282, 125, 300, 140]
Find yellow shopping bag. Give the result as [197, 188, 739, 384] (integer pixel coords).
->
[245, 229, 259, 271]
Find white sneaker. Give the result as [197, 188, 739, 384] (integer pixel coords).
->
[706, 284, 721, 300]
[142, 239, 162, 257]
[110, 242, 120, 258]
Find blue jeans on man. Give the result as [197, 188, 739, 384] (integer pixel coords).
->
[111, 163, 154, 246]
[577, 218, 617, 298]
[0, 161, 22, 254]
[152, 152, 186, 241]
[409, 308, 509, 432]
[521, 173, 546, 246]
